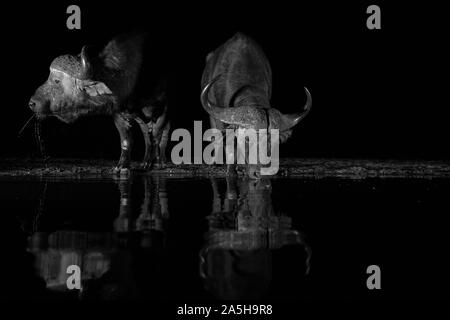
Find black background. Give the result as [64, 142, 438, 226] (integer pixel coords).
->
[0, 1, 447, 161]
[0, 1, 450, 305]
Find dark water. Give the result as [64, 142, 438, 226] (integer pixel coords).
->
[1, 175, 449, 300]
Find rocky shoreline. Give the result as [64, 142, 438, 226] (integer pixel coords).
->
[1, 158, 449, 179]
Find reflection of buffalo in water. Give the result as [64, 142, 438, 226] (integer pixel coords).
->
[114, 175, 169, 238]
[27, 175, 170, 299]
[199, 177, 311, 300]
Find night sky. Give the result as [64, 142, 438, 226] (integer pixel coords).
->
[1, 1, 447, 161]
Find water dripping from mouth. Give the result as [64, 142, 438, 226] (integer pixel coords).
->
[17, 114, 35, 138]
[34, 119, 49, 167]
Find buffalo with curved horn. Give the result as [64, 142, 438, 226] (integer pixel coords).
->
[201, 33, 311, 177]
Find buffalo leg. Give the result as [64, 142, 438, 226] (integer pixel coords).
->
[158, 122, 170, 166]
[213, 117, 238, 175]
[151, 137, 160, 167]
[151, 108, 169, 168]
[239, 134, 261, 179]
[223, 126, 238, 176]
[135, 116, 153, 170]
[210, 116, 227, 167]
[114, 113, 133, 170]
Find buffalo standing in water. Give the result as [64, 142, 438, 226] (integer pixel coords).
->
[201, 33, 312, 177]
[28, 33, 170, 171]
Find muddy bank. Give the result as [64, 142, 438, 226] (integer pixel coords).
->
[1, 158, 449, 179]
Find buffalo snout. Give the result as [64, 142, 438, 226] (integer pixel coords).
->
[28, 95, 49, 116]
[28, 98, 37, 110]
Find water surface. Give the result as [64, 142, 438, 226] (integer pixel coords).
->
[1, 175, 449, 299]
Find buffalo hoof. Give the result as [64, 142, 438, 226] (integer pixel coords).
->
[159, 162, 168, 169]
[139, 162, 153, 171]
[247, 166, 262, 179]
[140, 157, 163, 170]
[154, 161, 168, 169]
[113, 167, 131, 177]
[248, 172, 261, 179]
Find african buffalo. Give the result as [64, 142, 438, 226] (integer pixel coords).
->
[201, 32, 312, 177]
[28, 32, 170, 171]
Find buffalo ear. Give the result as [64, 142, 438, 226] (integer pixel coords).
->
[81, 80, 112, 96]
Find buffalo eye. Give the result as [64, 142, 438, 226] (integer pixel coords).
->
[54, 79, 61, 84]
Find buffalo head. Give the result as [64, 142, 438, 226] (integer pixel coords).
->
[28, 46, 114, 123]
[201, 74, 312, 137]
